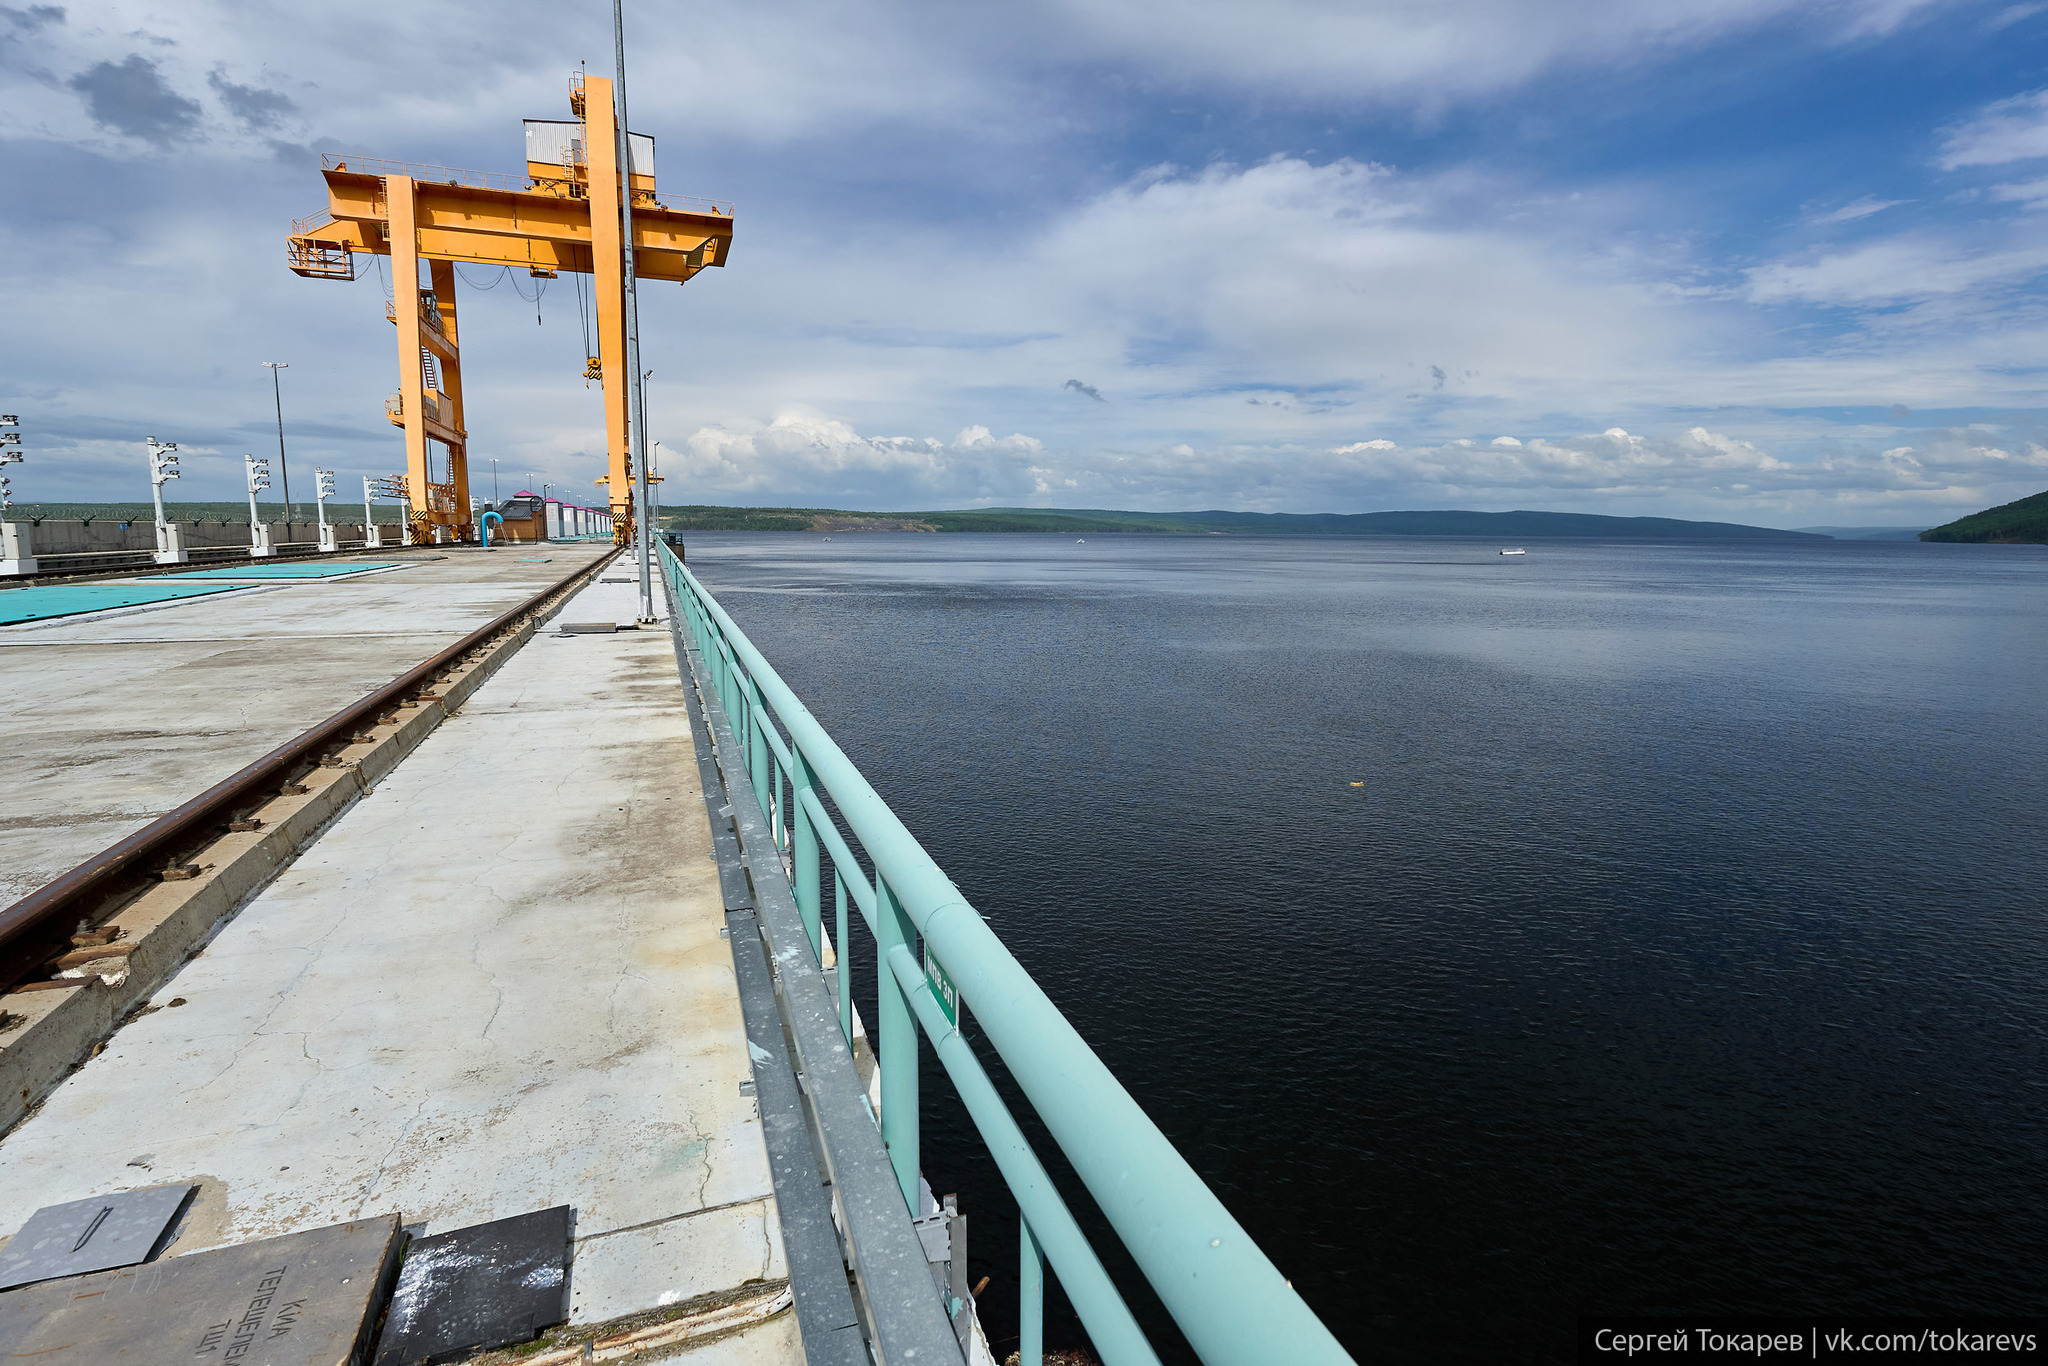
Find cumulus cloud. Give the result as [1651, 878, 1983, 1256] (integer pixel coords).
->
[0, 0, 1955, 165]
[207, 69, 295, 131]
[0, 5, 63, 35]
[1027, 156, 1687, 408]
[4, 0, 2042, 524]
[677, 409, 1045, 499]
[1313, 425, 2048, 507]
[1320, 426, 1791, 495]
[658, 411, 2046, 520]
[68, 55, 201, 145]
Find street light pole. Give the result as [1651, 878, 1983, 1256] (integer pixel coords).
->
[263, 362, 291, 525]
[490, 458, 499, 505]
[651, 438, 666, 543]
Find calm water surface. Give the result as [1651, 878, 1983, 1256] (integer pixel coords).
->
[683, 533, 2048, 1364]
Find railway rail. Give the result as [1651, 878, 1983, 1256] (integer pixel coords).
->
[0, 547, 619, 991]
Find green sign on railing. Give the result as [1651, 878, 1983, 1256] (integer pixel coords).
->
[925, 947, 959, 1027]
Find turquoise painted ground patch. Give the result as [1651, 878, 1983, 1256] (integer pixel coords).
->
[170, 561, 400, 580]
[0, 581, 252, 626]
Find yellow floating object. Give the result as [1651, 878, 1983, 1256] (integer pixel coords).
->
[1349, 781, 1364, 787]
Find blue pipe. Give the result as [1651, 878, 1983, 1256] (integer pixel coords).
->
[480, 510, 503, 548]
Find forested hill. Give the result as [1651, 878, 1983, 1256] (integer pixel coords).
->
[660, 504, 1826, 539]
[1919, 489, 2048, 544]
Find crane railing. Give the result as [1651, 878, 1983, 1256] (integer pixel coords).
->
[320, 151, 735, 217]
[660, 543, 1354, 1366]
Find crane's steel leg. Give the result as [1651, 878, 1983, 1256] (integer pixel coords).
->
[388, 177, 433, 546]
[585, 76, 634, 547]
[429, 260, 473, 539]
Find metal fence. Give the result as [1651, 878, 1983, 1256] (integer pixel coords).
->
[660, 542, 1354, 1366]
[2, 503, 412, 525]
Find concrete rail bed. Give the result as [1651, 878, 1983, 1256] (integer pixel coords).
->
[0, 556, 806, 1361]
[0, 550, 607, 904]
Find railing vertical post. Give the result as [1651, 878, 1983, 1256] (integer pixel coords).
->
[1021, 1213, 1045, 1366]
[875, 873, 920, 1211]
[792, 752, 822, 961]
[746, 677, 771, 819]
[834, 871, 852, 1043]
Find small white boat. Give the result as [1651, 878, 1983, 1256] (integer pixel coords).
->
[1499, 547, 1526, 556]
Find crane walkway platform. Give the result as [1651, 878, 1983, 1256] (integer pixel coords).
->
[0, 573, 803, 1362]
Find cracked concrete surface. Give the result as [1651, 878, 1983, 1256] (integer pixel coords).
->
[0, 548, 612, 903]
[0, 575, 794, 1347]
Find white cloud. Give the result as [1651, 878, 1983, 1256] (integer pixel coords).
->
[1026, 156, 1693, 405]
[0, 0, 1951, 163]
[661, 412, 2048, 522]
[1744, 236, 2048, 304]
[678, 409, 1043, 499]
[1033, 0, 1937, 103]
[1989, 1, 2048, 27]
[1939, 88, 2048, 169]
[1309, 424, 2048, 509]
[0, 0, 1008, 158]
[4, 2, 2043, 522]
[1989, 176, 2048, 206]
[1808, 196, 1905, 224]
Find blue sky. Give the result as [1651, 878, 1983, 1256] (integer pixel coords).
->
[6, 0, 2048, 525]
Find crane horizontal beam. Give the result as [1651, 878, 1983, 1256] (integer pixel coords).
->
[299, 170, 729, 284]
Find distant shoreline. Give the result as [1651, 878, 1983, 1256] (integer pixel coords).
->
[657, 504, 1831, 540]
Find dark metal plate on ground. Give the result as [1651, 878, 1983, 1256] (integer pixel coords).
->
[372, 1205, 570, 1365]
[0, 1213, 402, 1364]
[558, 621, 618, 634]
[0, 1182, 196, 1290]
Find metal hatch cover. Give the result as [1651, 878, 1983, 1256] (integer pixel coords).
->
[0, 1213, 403, 1364]
[372, 1205, 571, 1365]
[0, 1182, 196, 1290]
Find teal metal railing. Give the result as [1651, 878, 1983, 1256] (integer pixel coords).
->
[661, 543, 1355, 1366]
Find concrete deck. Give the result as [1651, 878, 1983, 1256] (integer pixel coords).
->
[0, 575, 800, 1361]
[0, 547, 611, 905]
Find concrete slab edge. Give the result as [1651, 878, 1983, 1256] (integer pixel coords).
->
[0, 550, 619, 1139]
[724, 908, 870, 1366]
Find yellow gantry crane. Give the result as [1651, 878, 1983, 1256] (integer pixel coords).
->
[285, 73, 733, 544]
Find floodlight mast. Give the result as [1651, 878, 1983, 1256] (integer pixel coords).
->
[263, 362, 291, 522]
[0, 415, 21, 510]
[245, 454, 272, 553]
[313, 467, 336, 550]
[146, 437, 181, 545]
